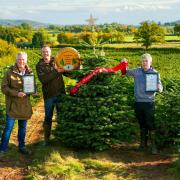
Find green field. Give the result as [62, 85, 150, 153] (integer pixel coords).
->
[47, 32, 180, 47]
[0, 46, 179, 179]
[124, 35, 180, 42]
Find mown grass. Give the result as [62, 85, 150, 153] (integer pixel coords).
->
[24, 140, 136, 180]
[2, 131, 178, 180]
[22, 137, 178, 180]
[103, 42, 180, 48]
[124, 35, 180, 42]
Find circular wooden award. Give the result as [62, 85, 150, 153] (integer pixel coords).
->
[55, 47, 80, 71]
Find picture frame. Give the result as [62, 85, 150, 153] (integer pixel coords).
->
[22, 75, 36, 94]
[145, 72, 159, 92]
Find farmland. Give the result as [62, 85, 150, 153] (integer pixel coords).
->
[0, 45, 179, 179]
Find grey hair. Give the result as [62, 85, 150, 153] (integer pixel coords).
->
[16, 52, 28, 63]
[141, 53, 152, 63]
[41, 45, 51, 52]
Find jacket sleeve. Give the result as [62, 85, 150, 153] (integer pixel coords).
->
[126, 68, 138, 77]
[158, 74, 163, 92]
[36, 64, 60, 84]
[1, 71, 19, 97]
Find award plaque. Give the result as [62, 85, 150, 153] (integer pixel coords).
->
[145, 72, 159, 92]
[22, 75, 35, 94]
[55, 47, 80, 71]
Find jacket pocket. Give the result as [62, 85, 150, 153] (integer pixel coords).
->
[9, 97, 32, 119]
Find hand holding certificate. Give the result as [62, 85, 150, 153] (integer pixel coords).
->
[22, 75, 35, 94]
[145, 72, 159, 92]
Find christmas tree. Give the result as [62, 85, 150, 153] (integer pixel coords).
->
[54, 55, 137, 150]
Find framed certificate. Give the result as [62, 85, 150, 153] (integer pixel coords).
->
[22, 75, 35, 94]
[145, 72, 159, 92]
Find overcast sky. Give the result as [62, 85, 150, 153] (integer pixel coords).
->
[0, 0, 179, 25]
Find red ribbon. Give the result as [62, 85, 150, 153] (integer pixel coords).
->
[70, 61, 128, 95]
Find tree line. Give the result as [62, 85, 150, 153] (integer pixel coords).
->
[0, 21, 179, 49]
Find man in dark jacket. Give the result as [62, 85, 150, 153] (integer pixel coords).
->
[36, 45, 66, 146]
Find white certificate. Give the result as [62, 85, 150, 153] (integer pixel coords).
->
[145, 73, 158, 92]
[23, 75, 35, 94]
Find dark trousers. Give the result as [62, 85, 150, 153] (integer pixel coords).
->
[44, 96, 60, 125]
[135, 102, 155, 131]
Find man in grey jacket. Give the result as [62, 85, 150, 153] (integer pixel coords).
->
[122, 53, 163, 154]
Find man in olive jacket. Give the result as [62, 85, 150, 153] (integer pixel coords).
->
[36, 45, 66, 146]
[0, 52, 33, 155]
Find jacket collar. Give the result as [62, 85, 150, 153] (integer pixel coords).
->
[40, 57, 55, 65]
[141, 66, 154, 73]
[10, 64, 32, 75]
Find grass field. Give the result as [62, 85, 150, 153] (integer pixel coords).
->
[103, 43, 180, 48]
[48, 32, 180, 46]
[0, 45, 179, 179]
[124, 35, 180, 42]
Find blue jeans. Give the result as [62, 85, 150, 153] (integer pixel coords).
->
[0, 115, 27, 151]
[44, 96, 60, 125]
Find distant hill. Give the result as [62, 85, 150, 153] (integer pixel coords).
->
[0, 19, 179, 27]
[164, 20, 180, 26]
[0, 19, 49, 27]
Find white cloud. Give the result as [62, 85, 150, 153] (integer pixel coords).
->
[0, 0, 179, 14]
[94, 0, 179, 13]
[0, 0, 179, 24]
